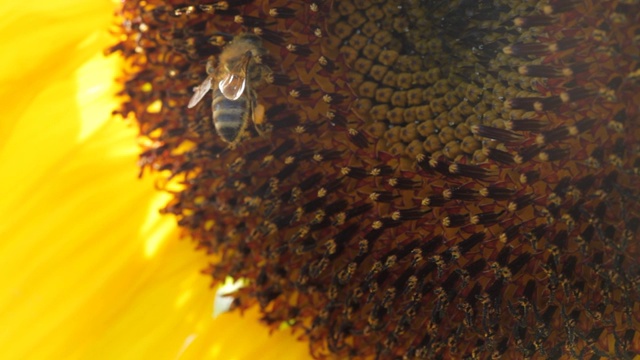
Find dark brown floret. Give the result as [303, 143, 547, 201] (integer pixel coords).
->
[111, 0, 640, 359]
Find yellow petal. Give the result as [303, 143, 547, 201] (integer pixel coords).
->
[0, 1, 310, 359]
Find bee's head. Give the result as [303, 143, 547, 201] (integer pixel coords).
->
[236, 33, 262, 47]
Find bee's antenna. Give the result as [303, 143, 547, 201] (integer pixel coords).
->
[209, 31, 235, 41]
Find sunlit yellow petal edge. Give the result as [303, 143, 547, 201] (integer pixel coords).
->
[0, 1, 310, 359]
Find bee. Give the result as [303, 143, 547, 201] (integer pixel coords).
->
[188, 34, 270, 144]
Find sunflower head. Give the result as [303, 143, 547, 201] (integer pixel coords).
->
[111, 0, 640, 358]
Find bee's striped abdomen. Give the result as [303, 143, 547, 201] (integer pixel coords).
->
[212, 89, 249, 143]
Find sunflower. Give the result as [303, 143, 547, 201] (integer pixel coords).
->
[0, 1, 309, 359]
[113, 0, 640, 358]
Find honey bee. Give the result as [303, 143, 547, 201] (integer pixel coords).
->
[188, 34, 270, 144]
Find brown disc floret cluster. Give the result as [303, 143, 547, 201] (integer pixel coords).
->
[110, 0, 640, 358]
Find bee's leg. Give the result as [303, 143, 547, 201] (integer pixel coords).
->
[205, 57, 216, 75]
[251, 91, 269, 136]
[254, 103, 265, 125]
[253, 103, 267, 136]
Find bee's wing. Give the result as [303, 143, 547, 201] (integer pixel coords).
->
[218, 73, 247, 100]
[219, 51, 252, 100]
[187, 76, 214, 108]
